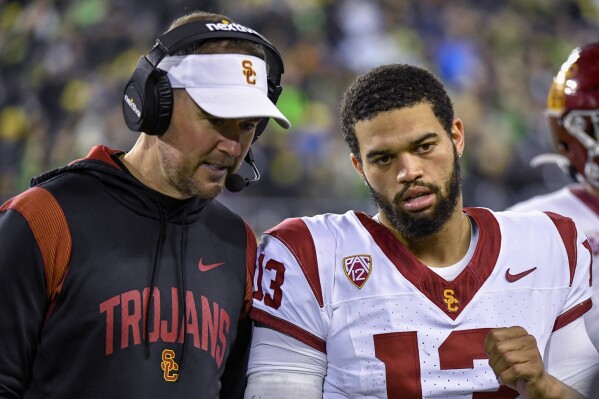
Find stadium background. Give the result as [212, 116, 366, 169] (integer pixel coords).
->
[1, 0, 599, 234]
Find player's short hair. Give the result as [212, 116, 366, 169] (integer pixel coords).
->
[340, 64, 454, 161]
[167, 11, 266, 60]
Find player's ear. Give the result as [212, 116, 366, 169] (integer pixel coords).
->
[451, 117, 465, 156]
[351, 153, 366, 181]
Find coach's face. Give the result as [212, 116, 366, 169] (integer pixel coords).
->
[156, 90, 260, 199]
[351, 102, 464, 241]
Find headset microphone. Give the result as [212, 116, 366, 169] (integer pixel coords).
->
[225, 148, 261, 192]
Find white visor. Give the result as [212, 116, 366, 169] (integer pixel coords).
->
[157, 54, 290, 129]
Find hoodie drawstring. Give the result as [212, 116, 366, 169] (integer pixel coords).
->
[144, 206, 166, 358]
[177, 209, 189, 375]
[143, 205, 190, 380]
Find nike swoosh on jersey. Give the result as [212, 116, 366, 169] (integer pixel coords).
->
[505, 267, 537, 283]
[198, 258, 225, 272]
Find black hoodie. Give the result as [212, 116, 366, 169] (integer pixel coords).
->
[0, 145, 255, 398]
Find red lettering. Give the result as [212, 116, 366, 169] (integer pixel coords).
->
[201, 295, 219, 356]
[99, 295, 120, 355]
[177, 315, 186, 344]
[264, 259, 285, 309]
[185, 291, 201, 348]
[100, 287, 233, 366]
[161, 288, 179, 342]
[253, 253, 265, 301]
[121, 290, 142, 349]
[216, 307, 230, 367]
[142, 287, 161, 342]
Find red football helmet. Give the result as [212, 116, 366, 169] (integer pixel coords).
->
[543, 42, 599, 188]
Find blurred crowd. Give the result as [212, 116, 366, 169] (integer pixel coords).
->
[1, 0, 599, 233]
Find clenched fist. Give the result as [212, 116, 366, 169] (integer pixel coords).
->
[485, 326, 584, 399]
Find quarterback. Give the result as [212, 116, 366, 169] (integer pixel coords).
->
[244, 64, 599, 398]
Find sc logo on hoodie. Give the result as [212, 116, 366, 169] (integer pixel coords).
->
[161, 349, 179, 382]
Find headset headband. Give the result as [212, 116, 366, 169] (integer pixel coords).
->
[148, 21, 284, 85]
[122, 19, 285, 137]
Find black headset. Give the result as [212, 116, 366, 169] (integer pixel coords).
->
[122, 19, 284, 139]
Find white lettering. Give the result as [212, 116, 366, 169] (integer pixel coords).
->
[124, 94, 141, 118]
[205, 22, 259, 36]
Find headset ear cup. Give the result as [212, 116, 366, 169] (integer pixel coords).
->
[146, 71, 173, 135]
[123, 58, 152, 132]
[123, 56, 162, 133]
[122, 79, 145, 132]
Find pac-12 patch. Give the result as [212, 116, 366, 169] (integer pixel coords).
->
[343, 254, 372, 288]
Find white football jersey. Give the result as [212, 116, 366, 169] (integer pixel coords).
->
[251, 207, 593, 398]
[509, 185, 599, 350]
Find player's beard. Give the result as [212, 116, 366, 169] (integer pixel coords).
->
[365, 150, 462, 241]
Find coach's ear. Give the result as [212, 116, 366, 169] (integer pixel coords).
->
[351, 153, 367, 184]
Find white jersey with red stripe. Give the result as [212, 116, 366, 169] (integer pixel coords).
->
[509, 184, 599, 350]
[250, 207, 594, 398]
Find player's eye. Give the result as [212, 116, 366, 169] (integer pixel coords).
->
[373, 155, 391, 165]
[415, 143, 434, 153]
